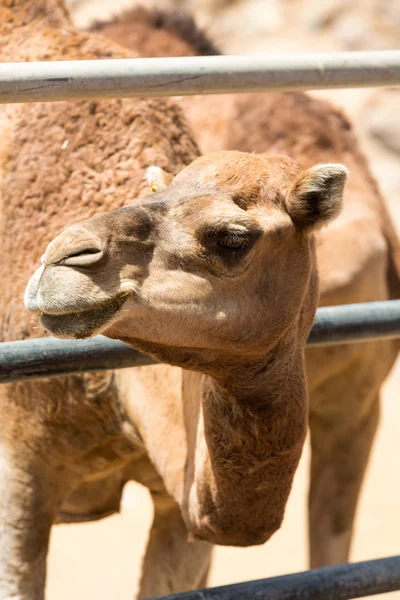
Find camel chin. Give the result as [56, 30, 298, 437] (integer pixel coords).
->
[39, 295, 129, 339]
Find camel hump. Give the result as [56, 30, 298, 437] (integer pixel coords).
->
[88, 6, 220, 57]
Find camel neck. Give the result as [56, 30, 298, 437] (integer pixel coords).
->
[206, 343, 304, 409]
[181, 341, 308, 545]
[197, 328, 301, 400]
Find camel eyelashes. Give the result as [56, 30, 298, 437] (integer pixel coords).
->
[200, 225, 263, 259]
[217, 233, 249, 249]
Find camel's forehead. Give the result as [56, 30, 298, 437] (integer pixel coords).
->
[121, 151, 304, 226]
[146, 181, 247, 210]
[176, 151, 301, 186]
[139, 182, 277, 227]
[114, 187, 247, 236]
[170, 193, 246, 226]
[169, 153, 301, 212]
[109, 166, 289, 233]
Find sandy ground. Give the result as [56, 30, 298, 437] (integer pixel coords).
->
[45, 0, 400, 597]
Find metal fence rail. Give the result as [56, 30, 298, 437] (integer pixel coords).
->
[1, 51, 400, 103]
[150, 555, 400, 600]
[1, 300, 399, 384]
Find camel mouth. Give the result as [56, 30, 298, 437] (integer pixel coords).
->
[39, 293, 130, 339]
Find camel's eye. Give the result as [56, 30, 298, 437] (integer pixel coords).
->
[217, 233, 248, 249]
[198, 223, 262, 268]
[201, 224, 262, 249]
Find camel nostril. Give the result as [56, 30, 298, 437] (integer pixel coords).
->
[61, 248, 105, 267]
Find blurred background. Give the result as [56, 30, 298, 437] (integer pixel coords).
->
[49, 1, 400, 598]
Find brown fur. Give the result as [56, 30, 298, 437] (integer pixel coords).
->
[87, 6, 400, 570]
[88, 6, 220, 58]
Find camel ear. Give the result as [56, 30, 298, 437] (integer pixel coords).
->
[286, 164, 347, 231]
[146, 166, 174, 193]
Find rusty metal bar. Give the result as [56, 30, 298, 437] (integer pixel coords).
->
[0, 51, 400, 104]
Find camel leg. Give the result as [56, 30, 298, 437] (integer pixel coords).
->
[0, 443, 67, 600]
[137, 491, 213, 599]
[308, 390, 380, 568]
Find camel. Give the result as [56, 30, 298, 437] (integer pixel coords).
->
[0, 1, 343, 598]
[69, 4, 400, 568]
[25, 147, 347, 577]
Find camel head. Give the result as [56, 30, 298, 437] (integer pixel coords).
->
[25, 151, 346, 366]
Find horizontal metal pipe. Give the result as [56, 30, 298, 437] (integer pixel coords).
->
[1, 51, 400, 104]
[0, 335, 155, 384]
[150, 555, 400, 600]
[308, 300, 400, 345]
[0, 301, 400, 383]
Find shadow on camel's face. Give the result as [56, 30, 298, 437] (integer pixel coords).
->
[25, 151, 347, 355]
